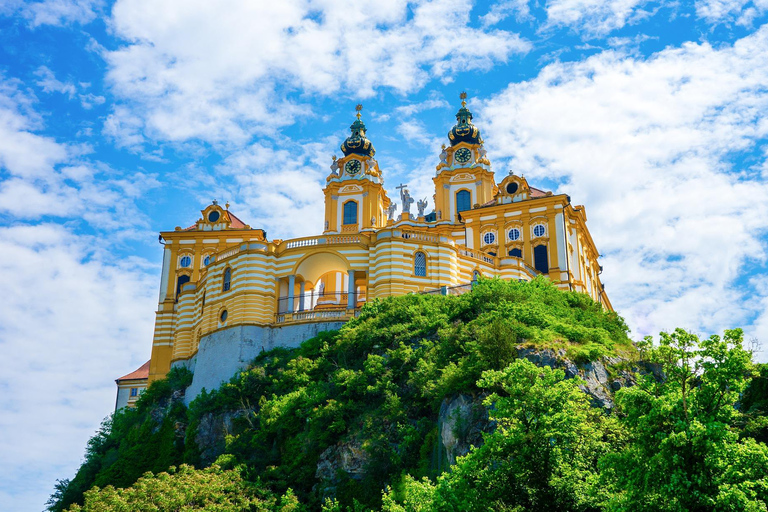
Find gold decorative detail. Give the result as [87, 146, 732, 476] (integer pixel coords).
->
[225, 202, 230, 210]
[460, 91, 467, 107]
[355, 103, 363, 119]
[332, 155, 337, 161]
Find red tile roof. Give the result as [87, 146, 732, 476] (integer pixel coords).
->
[116, 360, 150, 382]
[530, 187, 548, 197]
[183, 210, 248, 231]
[226, 211, 247, 228]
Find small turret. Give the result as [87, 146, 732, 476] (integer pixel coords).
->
[448, 92, 483, 146]
[341, 104, 376, 158]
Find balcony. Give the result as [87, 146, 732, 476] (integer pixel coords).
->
[275, 291, 366, 324]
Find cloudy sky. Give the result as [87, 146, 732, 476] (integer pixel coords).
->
[1, 0, 767, 509]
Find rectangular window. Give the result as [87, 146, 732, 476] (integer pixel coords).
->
[343, 201, 358, 225]
[534, 245, 549, 274]
[130, 388, 138, 397]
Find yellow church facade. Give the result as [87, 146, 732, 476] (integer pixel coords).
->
[141, 97, 612, 389]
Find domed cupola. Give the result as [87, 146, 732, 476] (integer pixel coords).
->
[448, 92, 483, 146]
[341, 104, 376, 158]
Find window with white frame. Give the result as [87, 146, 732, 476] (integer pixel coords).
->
[508, 228, 521, 241]
[203, 254, 211, 266]
[179, 255, 192, 268]
[483, 231, 496, 245]
[533, 224, 546, 237]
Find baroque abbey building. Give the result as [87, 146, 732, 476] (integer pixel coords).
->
[116, 95, 611, 407]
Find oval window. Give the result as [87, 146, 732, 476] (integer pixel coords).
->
[508, 228, 521, 241]
[220, 310, 228, 323]
[483, 232, 496, 245]
[506, 182, 518, 194]
[533, 224, 546, 237]
[203, 255, 211, 266]
[179, 256, 192, 268]
[208, 211, 220, 223]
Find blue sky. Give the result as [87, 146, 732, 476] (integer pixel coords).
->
[1, 0, 768, 510]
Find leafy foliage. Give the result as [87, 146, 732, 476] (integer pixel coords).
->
[600, 329, 768, 512]
[68, 463, 301, 512]
[48, 367, 192, 511]
[51, 279, 768, 512]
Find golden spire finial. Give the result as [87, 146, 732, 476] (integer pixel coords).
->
[225, 201, 230, 210]
[460, 91, 467, 107]
[355, 103, 363, 119]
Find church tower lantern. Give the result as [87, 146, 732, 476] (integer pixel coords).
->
[323, 105, 391, 234]
[433, 93, 495, 223]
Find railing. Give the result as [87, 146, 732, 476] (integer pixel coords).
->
[277, 291, 366, 314]
[419, 283, 473, 297]
[401, 231, 438, 242]
[326, 235, 361, 244]
[500, 256, 539, 276]
[275, 309, 353, 324]
[457, 246, 495, 264]
[285, 237, 321, 249]
[217, 246, 240, 261]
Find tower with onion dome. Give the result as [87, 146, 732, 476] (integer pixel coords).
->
[322, 104, 391, 234]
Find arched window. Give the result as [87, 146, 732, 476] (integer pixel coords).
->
[472, 270, 481, 282]
[343, 200, 358, 225]
[533, 224, 546, 238]
[508, 248, 522, 258]
[223, 267, 232, 292]
[414, 251, 426, 277]
[176, 274, 190, 299]
[508, 228, 521, 241]
[534, 245, 549, 274]
[456, 190, 471, 219]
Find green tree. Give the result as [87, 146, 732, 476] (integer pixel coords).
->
[385, 359, 615, 511]
[601, 328, 768, 511]
[67, 464, 301, 511]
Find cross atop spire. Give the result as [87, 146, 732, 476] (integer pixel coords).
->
[355, 103, 363, 119]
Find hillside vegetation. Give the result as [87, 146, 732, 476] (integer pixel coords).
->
[48, 278, 768, 512]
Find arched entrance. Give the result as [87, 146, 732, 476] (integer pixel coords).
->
[277, 252, 367, 314]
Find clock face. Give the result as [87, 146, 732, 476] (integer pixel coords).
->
[345, 159, 361, 175]
[455, 148, 472, 164]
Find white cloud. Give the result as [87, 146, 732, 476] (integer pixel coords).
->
[544, 0, 658, 36]
[480, 25, 768, 346]
[34, 66, 77, 97]
[20, 0, 103, 27]
[0, 224, 157, 511]
[695, 0, 768, 24]
[0, 79, 159, 232]
[481, 0, 532, 25]
[103, 0, 529, 146]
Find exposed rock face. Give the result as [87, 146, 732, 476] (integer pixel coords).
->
[194, 410, 250, 466]
[316, 440, 368, 482]
[515, 347, 637, 409]
[438, 394, 489, 466]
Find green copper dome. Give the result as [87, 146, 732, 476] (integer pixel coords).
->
[341, 105, 375, 158]
[448, 93, 483, 146]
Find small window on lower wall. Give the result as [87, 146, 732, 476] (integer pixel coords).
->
[220, 309, 228, 323]
[508, 248, 522, 258]
[130, 388, 138, 397]
[534, 245, 549, 273]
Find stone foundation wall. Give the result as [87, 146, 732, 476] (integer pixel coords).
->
[175, 322, 344, 404]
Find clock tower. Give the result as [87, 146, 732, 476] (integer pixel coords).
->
[433, 93, 496, 223]
[323, 105, 391, 233]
